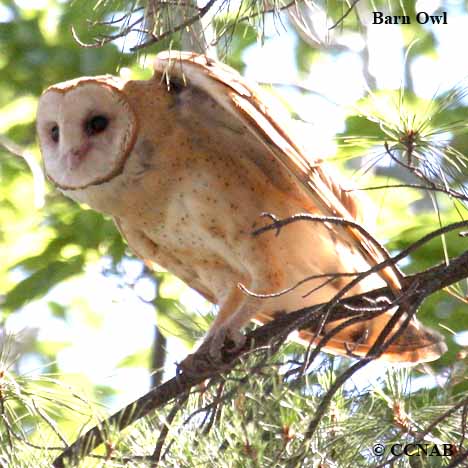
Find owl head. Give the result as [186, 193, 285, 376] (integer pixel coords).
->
[36, 76, 138, 190]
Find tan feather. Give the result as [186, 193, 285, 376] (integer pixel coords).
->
[154, 52, 401, 291]
[152, 51, 446, 363]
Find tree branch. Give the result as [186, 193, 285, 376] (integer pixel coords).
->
[0, 135, 45, 209]
[52, 229, 468, 467]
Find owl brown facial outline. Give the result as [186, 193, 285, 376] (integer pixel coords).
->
[37, 77, 138, 190]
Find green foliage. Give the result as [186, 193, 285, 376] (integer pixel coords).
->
[4, 257, 85, 312]
[0, 0, 467, 466]
[18, 356, 461, 468]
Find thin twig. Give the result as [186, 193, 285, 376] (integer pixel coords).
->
[151, 392, 188, 466]
[346, 182, 468, 203]
[201, 380, 225, 435]
[32, 399, 69, 447]
[238, 271, 358, 299]
[459, 401, 468, 451]
[328, 0, 361, 30]
[214, 0, 297, 45]
[305, 294, 421, 440]
[131, 0, 217, 51]
[71, 14, 144, 49]
[384, 142, 468, 202]
[445, 448, 468, 468]
[253, 212, 404, 284]
[1, 413, 64, 451]
[373, 393, 468, 466]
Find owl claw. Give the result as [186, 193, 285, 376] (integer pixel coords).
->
[207, 325, 246, 358]
[178, 327, 246, 377]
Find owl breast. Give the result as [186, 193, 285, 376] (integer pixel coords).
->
[64, 105, 375, 313]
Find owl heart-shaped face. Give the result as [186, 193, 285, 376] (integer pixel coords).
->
[36, 77, 137, 190]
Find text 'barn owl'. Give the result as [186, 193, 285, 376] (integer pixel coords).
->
[37, 51, 446, 368]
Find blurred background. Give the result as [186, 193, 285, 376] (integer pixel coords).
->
[1, 0, 468, 462]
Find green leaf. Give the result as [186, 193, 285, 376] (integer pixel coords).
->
[4, 256, 84, 311]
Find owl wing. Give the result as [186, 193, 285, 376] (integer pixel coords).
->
[152, 51, 446, 363]
[153, 51, 401, 291]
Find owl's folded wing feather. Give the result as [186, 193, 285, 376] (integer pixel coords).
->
[152, 51, 446, 363]
[153, 51, 401, 292]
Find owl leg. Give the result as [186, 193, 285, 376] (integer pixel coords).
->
[204, 287, 254, 351]
[180, 287, 260, 375]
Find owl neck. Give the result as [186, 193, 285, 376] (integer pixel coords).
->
[61, 172, 129, 216]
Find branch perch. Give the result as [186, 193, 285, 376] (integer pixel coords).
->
[52, 227, 468, 467]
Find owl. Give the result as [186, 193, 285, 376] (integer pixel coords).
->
[36, 51, 446, 370]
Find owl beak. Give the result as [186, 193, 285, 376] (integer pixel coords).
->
[65, 143, 91, 170]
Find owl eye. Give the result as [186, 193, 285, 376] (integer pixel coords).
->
[85, 115, 109, 136]
[50, 125, 59, 143]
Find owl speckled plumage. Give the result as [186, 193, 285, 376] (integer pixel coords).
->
[36, 51, 446, 367]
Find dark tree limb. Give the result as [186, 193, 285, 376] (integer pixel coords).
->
[71, 1, 301, 53]
[52, 233, 468, 467]
[150, 325, 167, 388]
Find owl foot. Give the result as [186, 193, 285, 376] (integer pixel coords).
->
[205, 324, 246, 359]
[179, 326, 246, 377]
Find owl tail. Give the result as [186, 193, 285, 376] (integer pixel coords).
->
[294, 310, 447, 364]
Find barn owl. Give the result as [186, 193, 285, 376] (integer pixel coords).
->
[36, 51, 446, 369]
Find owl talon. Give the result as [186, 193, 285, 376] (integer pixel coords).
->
[178, 327, 246, 377]
[178, 352, 222, 378]
[207, 325, 246, 359]
[178, 348, 230, 377]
